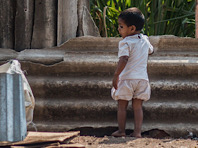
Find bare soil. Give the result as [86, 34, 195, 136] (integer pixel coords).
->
[70, 136, 198, 148]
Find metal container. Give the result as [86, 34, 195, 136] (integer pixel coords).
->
[0, 73, 27, 142]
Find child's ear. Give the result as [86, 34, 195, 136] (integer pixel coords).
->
[131, 25, 136, 32]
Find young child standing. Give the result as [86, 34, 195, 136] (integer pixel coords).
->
[111, 7, 154, 138]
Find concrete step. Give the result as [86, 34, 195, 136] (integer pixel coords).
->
[57, 36, 198, 53]
[19, 51, 117, 76]
[148, 56, 198, 78]
[1, 36, 198, 138]
[0, 36, 198, 63]
[27, 76, 112, 98]
[28, 120, 198, 138]
[150, 79, 198, 100]
[153, 36, 198, 52]
[16, 54, 198, 78]
[27, 76, 198, 100]
[1, 48, 198, 77]
[33, 98, 198, 123]
[152, 51, 198, 57]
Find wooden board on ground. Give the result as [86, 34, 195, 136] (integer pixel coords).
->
[0, 131, 80, 147]
[46, 144, 85, 148]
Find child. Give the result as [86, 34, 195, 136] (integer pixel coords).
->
[111, 7, 154, 138]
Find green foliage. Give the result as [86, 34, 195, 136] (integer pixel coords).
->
[90, 0, 195, 37]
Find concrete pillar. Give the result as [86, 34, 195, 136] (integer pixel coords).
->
[196, 0, 198, 38]
[57, 0, 78, 46]
[15, 0, 34, 51]
[31, 0, 57, 49]
[0, 0, 14, 49]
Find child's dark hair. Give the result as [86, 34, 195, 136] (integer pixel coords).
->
[118, 7, 145, 31]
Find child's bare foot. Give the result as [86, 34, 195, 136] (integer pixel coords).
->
[130, 132, 142, 138]
[111, 130, 126, 137]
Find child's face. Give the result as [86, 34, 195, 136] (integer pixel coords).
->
[118, 18, 135, 38]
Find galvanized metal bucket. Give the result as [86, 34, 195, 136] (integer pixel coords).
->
[0, 73, 27, 142]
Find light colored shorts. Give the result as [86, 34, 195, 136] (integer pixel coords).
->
[111, 79, 151, 101]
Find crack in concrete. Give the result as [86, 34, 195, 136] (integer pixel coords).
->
[19, 58, 64, 66]
[0, 58, 64, 66]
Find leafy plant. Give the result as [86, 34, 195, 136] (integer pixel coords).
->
[90, 0, 195, 37]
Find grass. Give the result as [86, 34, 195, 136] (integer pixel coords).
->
[90, 0, 195, 37]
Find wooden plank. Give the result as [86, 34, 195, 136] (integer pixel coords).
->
[57, 0, 78, 46]
[15, 0, 34, 51]
[10, 143, 85, 148]
[31, 0, 57, 49]
[46, 144, 85, 148]
[10, 142, 59, 148]
[0, 0, 14, 49]
[196, 0, 198, 38]
[77, 0, 90, 37]
[0, 131, 80, 147]
[82, 6, 100, 37]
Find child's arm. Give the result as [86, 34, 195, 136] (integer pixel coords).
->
[148, 45, 154, 55]
[149, 50, 154, 55]
[112, 56, 129, 89]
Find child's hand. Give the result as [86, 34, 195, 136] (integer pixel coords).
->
[112, 75, 119, 90]
[112, 56, 128, 89]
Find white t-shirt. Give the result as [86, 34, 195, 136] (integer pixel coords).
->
[118, 34, 153, 81]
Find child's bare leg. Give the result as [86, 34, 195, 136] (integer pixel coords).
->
[131, 98, 143, 138]
[112, 100, 128, 137]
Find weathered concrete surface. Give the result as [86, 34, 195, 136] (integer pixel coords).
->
[57, 36, 198, 52]
[0, 36, 198, 137]
[158, 37, 198, 51]
[56, 36, 121, 51]
[15, 0, 34, 51]
[18, 49, 65, 65]
[57, 0, 78, 46]
[0, 0, 14, 49]
[18, 53, 198, 78]
[0, 48, 18, 60]
[31, 0, 57, 49]
[27, 76, 198, 100]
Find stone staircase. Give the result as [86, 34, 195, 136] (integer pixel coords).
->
[0, 36, 198, 138]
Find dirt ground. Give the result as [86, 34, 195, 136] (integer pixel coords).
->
[70, 136, 198, 148]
